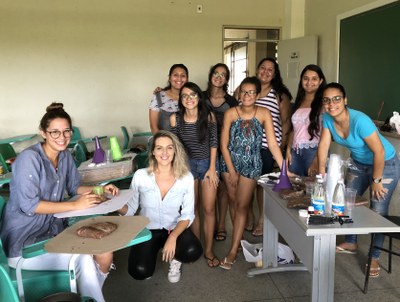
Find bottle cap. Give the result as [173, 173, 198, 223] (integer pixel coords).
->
[298, 209, 308, 218]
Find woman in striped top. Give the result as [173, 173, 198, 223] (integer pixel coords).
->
[249, 58, 293, 237]
[286, 64, 326, 176]
[170, 82, 220, 268]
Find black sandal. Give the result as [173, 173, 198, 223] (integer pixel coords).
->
[214, 230, 227, 241]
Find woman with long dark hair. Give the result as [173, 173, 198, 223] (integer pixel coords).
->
[149, 64, 189, 133]
[170, 82, 220, 268]
[286, 64, 326, 176]
[204, 63, 238, 242]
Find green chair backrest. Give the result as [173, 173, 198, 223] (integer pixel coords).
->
[71, 126, 82, 141]
[72, 140, 88, 167]
[0, 153, 9, 174]
[0, 143, 17, 173]
[121, 126, 130, 150]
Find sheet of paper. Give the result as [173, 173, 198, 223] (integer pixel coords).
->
[54, 189, 133, 218]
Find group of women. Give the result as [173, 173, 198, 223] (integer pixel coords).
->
[147, 60, 400, 278]
[0, 58, 398, 301]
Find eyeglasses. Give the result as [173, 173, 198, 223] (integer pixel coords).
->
[212, 71, 226, 79]
[46, 129, 73, 139]
[240, 90, 257, 97]
[322, 95, 343, 104]
[181, 92, 198, 100]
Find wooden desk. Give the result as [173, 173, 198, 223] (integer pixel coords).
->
[0, 134, 37, 145]
[247, 183, 400, 302]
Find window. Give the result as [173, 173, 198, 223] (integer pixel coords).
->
[223, 27, 280, 94]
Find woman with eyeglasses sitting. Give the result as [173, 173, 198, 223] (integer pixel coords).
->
[286, 64, 327, 177]
[219, 76, 284, 270]
[0, 103, 118, 302]
[170, 82, 220, 268]
[317, 82, 400, 277]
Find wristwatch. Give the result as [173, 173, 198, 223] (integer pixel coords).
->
[372, 177, 382, 184]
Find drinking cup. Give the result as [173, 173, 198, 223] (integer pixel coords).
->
[106, 149, 112, 163]
[345, 188, 357, 217]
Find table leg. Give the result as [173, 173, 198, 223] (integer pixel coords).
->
[311, 234, 336, 302]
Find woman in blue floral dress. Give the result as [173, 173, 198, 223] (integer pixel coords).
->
[219, 77, 284, 269]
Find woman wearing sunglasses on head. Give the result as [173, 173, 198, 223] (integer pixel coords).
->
[0, 103, 119, 302]
[317, 82, 400, 278]
[204, 63, 238, 242]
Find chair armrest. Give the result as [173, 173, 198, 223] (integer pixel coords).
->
[21, 239, 50, 259]
[126, 228, 152, 247]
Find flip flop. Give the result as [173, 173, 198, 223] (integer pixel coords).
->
[214, 230, 227, 241]
[336, 246, 357, 254]
[245, 222, 254, 232]
[366, 264, 380, 278]
[204, 255, 220, 268]
[251, 224, 263, 237]
[219, 257, 236, 270]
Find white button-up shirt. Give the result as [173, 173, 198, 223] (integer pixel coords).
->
[125, 168, 195, 230]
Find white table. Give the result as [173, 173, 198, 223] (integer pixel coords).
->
[247, 183, 400, 302]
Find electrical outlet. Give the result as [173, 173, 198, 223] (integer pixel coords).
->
[197, 4, 203, 13]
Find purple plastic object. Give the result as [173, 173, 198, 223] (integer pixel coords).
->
[273, 159, 293, 192]
[92, 136, 105, 164]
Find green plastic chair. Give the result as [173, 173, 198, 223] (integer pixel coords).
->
[0, 143, 17, 173]
[0, 264, 19, 302]
[0, 196, 86, 302]
[72, 140, 89, 167]
[121, 126, 130, 151]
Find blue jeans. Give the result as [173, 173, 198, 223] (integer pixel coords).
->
[189, 158, 212, 180]
[288, 147, 318, 177]
[344, 155, 400, 258]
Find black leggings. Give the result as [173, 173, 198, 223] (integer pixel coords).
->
[128, 228, 203, 280]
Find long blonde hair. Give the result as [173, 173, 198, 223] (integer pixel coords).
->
[147, 131, 189, 178]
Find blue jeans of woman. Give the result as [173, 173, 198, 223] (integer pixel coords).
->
[344, 155, 400, 258]
[288, 147, 318, 177]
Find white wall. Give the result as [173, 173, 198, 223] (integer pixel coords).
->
[0, 0, 285, 150]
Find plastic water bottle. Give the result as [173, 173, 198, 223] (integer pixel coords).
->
[312, 176, 325, 215]
[331, 179, 346, 216]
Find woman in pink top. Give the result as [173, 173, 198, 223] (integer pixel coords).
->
[286, 65, 326, 176]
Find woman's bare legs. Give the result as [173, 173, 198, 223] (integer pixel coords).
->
[222, 173, 257, 267]
[191, 179, 201, 239]
[215, 181, 229, 239]
[201, 179, 219, 266]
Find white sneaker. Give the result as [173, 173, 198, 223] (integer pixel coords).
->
[168, 259, 182, 283]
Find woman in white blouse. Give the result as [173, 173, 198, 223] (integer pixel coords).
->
[118, 131, 202, 283]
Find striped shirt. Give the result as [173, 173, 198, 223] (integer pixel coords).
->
[171, 115, 218, 160]
[255, 88, 282, 148]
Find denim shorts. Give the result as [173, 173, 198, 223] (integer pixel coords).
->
[189, 159, 211, 180]
[288, 147, 318, 177]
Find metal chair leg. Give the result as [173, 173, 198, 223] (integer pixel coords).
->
[388, 236, 393, 273]
[363, 233, 375, 294]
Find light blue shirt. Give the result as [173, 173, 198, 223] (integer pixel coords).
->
[125, 168, 195, 230]
[0, 143, 80, 257]
[323, 108, 396, 164]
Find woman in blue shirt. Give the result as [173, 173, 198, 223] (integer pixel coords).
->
[0, 103, 119, 301]
[318, 82, 400, 277]
[118, 131, 202, 283]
